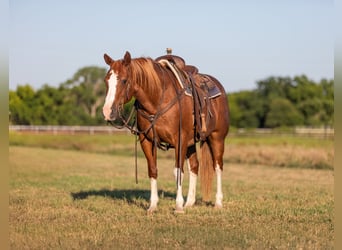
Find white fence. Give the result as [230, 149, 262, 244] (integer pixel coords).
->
[233, 127, 334, 139]
[9, 125, 334, 139]
[9, 125, 130, 135]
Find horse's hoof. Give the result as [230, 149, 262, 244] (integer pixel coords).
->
[184, 200, 195, 208]
[147, 206, 157, 214]
[214, 203, 223, 209]
[174, 208, 185, 214]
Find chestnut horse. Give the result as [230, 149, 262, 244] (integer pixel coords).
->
[102, 51, 229, 213]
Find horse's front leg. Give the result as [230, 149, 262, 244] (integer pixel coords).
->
[185, 144, 199, 207]
[139, 134, 158, 213]
[173, 141, 188, 213]
[149, 177, 158, 212]
[173, 167, 184, 212]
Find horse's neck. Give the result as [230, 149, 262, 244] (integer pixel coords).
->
[134, 65, 177, 115]
[134, 83, 163, 115]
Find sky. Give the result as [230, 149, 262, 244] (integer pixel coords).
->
[9, 0, 333, 93]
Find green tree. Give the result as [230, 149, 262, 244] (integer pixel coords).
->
[257, 76, 293, 100]
[9, 85, 35, 124]
[63, 66, 107, 121]
[256, 76, 294, 127]
[9, 67, 114, 125]
[320, 79, 334, 127]
[229, 90, 263, 128]
[298, 98, 322, 126]
[265, 98, 304, 128]
[226, 94, 242, 127]
[254, 75, 334, 128]
[9, 67, 333, 128]
[291, 75, 323, 102]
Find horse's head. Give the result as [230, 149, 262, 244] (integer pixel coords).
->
[102, 51, 135, 121]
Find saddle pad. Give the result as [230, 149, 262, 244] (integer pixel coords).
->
[197, 75, 222, 99]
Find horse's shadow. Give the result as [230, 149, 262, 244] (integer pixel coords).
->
[71, 189, 176, 209]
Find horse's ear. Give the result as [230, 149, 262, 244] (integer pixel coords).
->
[104, 53, 114, 65]
[123, 51, 131, 66]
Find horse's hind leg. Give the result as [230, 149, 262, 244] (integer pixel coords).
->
[209, 135, 225, 208]
[214, 162, 223, 208]
[185, 144, 199, 207]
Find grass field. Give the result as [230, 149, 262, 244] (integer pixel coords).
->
[9, 132, 334, 170]
[9, 133, 334, 249]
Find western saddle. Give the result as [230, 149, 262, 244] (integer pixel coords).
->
[155, 49, 222, 141]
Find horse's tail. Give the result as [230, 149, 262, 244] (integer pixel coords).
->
[200, 140, 215, 202]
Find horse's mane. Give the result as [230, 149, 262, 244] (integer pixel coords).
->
[129, 57, 162, 94]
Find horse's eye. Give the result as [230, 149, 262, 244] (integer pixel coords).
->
[121, 79, 127, 84]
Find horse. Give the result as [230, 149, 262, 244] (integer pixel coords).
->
[102, 51, 229, 213]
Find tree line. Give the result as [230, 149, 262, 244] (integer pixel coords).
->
[9, 66, 334, 128]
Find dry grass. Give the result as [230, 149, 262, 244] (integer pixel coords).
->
[9, 143, 334, 249]
[9, 132, 334, 170]
[225, 144, 334, 169]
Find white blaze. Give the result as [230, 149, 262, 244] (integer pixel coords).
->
[103, 70, 118, 120]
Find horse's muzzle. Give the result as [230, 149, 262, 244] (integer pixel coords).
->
[103, 107, 118, 121]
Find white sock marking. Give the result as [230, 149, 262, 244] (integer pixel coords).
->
[174, 168, 184, 210]
[149, 178, 159, 211]
[185, 159, 197, 207]
[215, 163, 223, 207]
